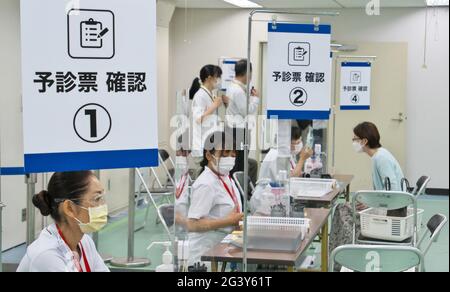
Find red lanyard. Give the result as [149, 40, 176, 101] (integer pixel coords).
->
[56, 225, 91, 273]
[218, 176, 240, 213]
[176, 173, 189, 200]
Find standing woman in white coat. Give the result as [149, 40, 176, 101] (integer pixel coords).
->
[17, 171, 110, 272]
[190, 65, 228, 177]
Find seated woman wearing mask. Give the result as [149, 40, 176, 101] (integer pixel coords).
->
[259, 126, 313, 182]
[186, 131, 244, 268]
[352, 121, 406, 216]
[17, 171, 110, 272]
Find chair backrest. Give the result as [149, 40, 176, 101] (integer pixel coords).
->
[413, 176, 431, 197]
[330, 245, 425, 272]
[159, 149, 170, 162]
[353, 191, 416, 210]
[159, 204, 175, 229]
[418, 214, 448, 256]
[401, 178, 411, 192]
[232, 171, 255, 198]
[158, 150, 175, 188]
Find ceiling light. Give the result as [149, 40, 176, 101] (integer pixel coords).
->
[223, 0, 263, 8]
[426, 0, 449, 6]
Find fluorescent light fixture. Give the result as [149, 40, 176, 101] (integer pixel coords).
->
[426, 0, 449, 6]
[223, 0, 262, 8]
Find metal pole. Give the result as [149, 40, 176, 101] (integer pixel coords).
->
[110, 168, 150, 268]
[127, 168, 135, 262]
[331, 56, 338, 173]
[0, 201, 4, 273]
[25, 173, 37, 246]
[243, 13, 252, 273]
[245, 8, 339, 273]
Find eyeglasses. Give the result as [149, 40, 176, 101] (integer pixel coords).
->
[55, 194, 106, 208]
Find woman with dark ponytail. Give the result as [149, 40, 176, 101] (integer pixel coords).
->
[17, 171, 110, 272]
[190, 65, 228, 175]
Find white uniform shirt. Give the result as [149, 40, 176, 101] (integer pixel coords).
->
[259, 149, 297, 182]
[17, 224, 109, 272]
[191, 87, 220, 158]
[187, 166, 242, 265]
[225, 80, 260, 129]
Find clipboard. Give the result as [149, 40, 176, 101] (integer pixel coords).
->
[80, 18, 103, 48]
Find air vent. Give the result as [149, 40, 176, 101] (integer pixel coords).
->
[391, 220, 401, 236]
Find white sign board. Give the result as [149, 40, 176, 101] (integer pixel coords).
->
[219, 58, 241, 92]
[20, 0, 159, 173]
[340, 62, 372, 110]
[267, 23, 332, 120]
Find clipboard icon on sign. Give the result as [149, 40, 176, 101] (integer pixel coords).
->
[288, 42, 311, 66]
[68, 9, 115, 59]
[80, 18, 105, 49]
[293, 47, 308, 61]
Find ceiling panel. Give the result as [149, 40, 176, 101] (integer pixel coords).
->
[251, 0, 342, 8]
[336, 0, 426, 8]
[173, 0, 429, 8]
[174, 0, 237, 8]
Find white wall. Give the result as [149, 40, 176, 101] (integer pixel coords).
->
[169, 7, 449, 189]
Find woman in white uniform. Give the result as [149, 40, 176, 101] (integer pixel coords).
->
[259, 127, 313, 182]
[17, 171, 110, 272]
[190, 65, 227, 176]
[186, 131, 243, 268]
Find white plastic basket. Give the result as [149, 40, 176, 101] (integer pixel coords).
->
[233, 216, 311, 252]
[289, 178, 336, 198]
[247, 216, 310, 231]
[359, 208, 424, 242]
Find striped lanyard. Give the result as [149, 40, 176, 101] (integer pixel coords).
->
[218, 176, 240, 213]
[56, 225, 91, 272]
[176, 173, 189, 200]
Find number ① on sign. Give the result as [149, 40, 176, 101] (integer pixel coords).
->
[73, 103, 112, 143]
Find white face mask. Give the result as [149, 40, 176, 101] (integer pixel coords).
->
[292, 142, 304, 156]
[73, 204, 108, 234]
[213, 155, 235, 176]
[352, 141, 364, 153]
[176, 156, 188, 170]
[215, 79, 222, 90]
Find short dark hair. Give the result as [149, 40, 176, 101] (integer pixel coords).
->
[235, 59, 253, 77]
[291, 127, 302, 141]
[353, 122, 382, 149]
[296, 120, 313, 132]
[33, 171, 95, 222]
